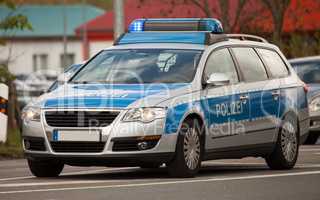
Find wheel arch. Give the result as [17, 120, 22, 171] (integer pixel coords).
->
[179, 111, 207, 147]
[280, 109, 300, 143]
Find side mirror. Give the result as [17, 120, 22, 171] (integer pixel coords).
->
[206, 73, 230, 86]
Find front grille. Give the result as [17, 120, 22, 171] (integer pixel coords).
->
[50, 141, 105, 153]
[24, 137, 46, 151]
[45, 111, 119, 127]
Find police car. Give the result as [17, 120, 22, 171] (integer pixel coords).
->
[22, 18, 309, 178]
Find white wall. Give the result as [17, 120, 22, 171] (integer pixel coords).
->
[0, 39, 114, 75]
[0, 39, 83, 75]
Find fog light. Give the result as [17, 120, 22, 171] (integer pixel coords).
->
[137, 142, 149, 150]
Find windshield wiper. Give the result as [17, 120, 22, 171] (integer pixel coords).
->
[71, 81, 90, 84]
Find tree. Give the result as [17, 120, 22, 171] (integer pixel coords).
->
[260, 0, 291, 42]
[138, 0, 248, 33]
[0, 0, 32, 131]
[188, 0, 248, 33]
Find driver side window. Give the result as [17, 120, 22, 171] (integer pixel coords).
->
[204, 48, 239, 84]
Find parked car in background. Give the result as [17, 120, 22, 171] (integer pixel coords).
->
[47, 63, 83, 93]
[15, 71, 59, 109]
[16, 64, 83, 110]
[290, 56, 320, 144]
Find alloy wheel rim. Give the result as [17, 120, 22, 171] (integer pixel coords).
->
[281, 121, 297, 162]
[183, 126, 201, 170]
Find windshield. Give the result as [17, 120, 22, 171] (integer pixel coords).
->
[70, 49, 202, 84]
[292, 61, 320, 84]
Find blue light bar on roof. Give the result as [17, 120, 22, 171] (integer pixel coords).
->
[117, 32, 207, 45]
[128, 18, 224, 33]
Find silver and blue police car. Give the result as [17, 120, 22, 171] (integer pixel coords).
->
[22, 18, 309, 178]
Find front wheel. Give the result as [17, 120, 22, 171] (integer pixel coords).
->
[266, 115, 299, 170]
[167, 118, 202, 178]
[28, 158, 64, 177]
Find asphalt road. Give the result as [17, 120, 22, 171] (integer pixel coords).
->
[0, 145, 320, 200]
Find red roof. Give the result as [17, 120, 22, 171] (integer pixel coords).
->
[76, 0, 320, 40]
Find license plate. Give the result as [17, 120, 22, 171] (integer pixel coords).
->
[52, 130, 101, 142]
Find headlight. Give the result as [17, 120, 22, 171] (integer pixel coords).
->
[310, 97, 320, 112]
[21, 106, 41, 122]
[122, 107, 166, 123]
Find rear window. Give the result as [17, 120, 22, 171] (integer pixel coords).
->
[291, 61, 320, 84]
[232, 47, 268, 82]
[257, 49, 289, 78]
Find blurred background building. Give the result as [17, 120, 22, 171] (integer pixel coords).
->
[0, 5, 104, 75]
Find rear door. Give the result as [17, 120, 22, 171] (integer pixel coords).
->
[231, 47, 280, 145]
[256, 48, 290, 120]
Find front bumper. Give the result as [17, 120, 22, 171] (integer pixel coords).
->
[309, 112, 320, 132]
[25, 152, 174, 166]
[22, 109, 178, 166]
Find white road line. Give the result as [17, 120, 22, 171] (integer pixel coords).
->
[297, 164, 320, 168]
[1, 170, 320, 194]
[204, 161, 320, 168]
[0, 167, 137, 182]
[299, 148, 320, 152]
[0, 180, 132, 188]
[1, 164, 320, 188]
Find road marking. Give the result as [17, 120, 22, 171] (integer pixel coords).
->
[0, 180, 134, 188]
[299, 148, 320, 152]
[0, 167, 137, 182]
[1, 170, 320, 194]
[204, 161, 320, 169]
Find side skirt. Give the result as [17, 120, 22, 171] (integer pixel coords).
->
[203, 143, 275, 161]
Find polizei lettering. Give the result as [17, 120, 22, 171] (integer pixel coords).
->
[215, 101, 243, 117]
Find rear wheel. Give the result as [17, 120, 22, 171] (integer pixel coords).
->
[28, 159, 64, 177]
[167, 118, 202, 178]
[266, 115, 299, 170]
[304, 132, 319, 145]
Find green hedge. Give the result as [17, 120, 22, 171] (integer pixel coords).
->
[0, 128, 23, 159]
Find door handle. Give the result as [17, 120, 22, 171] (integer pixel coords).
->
[239, 95, 249, 101]
[272, 91, 280, 96]
[272, 91, 280, 100]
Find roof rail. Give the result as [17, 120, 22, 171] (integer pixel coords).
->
[226, 34, 268, 43]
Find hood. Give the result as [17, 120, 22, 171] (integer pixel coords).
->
[42, 83, 190, 109]
[308, 83, 320, 100]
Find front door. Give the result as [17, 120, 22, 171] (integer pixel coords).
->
[201, 48, 250, 150]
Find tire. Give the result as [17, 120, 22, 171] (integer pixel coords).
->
[139, 163, 161, 169]
[266, 114, 299, 170]
[304, 132, 319, 145]
[28, 158, 64, 177]
[167, 118, 202, 178]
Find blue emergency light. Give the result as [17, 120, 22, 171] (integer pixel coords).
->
[115, 18, 225, 45]
[128, 18, 224, 33]
[118, 32, 207, 45]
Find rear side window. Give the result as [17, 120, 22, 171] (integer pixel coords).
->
[232, 47, 268, 82]
[257, 48, 289, 78]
